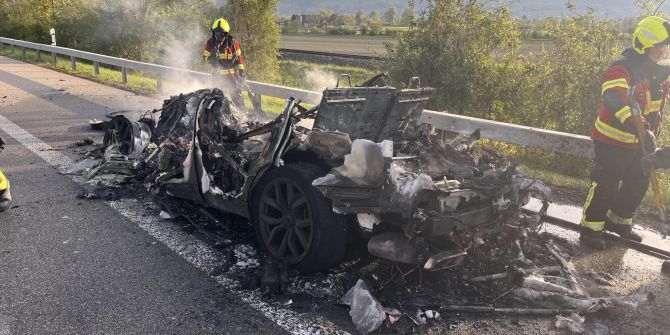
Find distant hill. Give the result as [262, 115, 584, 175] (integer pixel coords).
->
[277, 0, 668, 18]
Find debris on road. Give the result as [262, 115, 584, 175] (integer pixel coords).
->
[554, 313, 586, 333]
[341, 279, 388, 334]
[74, 136, 95, 146]
[59, 158, 100, 175]
[159, 210, 174, 220]
[441, 305, 578, 316]
[467, 265, 562, 283]
[89, 118, 108, 131]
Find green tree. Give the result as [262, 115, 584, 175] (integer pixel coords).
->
[320, 9, 333, 25]
[401, 4, 416, 26]
[635, 0, 670, 16]
[534, 7, 621, 134]
[355, 9, 366, 26]
[335, 14, 356, 26]
[383, 6, 398, 26]
[387, 0, 522, 117]
[369, 10, 381, 24]
[223, 0, 280, 82]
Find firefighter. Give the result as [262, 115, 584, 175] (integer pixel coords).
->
[203, 18, 246, 108]
[580, 16, 670, 249]
[0, 136, 10, 213]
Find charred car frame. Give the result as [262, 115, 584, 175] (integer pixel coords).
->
[98, 74, 550, 273]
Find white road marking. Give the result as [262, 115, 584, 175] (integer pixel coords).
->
[0, 114, 72, 167]
[0, 112, 349, 335]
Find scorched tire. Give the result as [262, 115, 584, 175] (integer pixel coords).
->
[251, 163, 346, 274]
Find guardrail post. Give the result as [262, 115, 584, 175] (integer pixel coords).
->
[122, 67, 127, 83]
[156, 75, 163, 93]
[70, 56, 76, 70]
[36, 50, 41, 62]
[0, 42, 3, 52]
[21, 46, 26, 58]
[94, 61, 100, 76]
[51, 52, 56, 65]
[10, 44, 14, 53]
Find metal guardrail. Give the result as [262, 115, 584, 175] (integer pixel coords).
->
[420, 111, 594, 158]
[0, 37, 598, 160]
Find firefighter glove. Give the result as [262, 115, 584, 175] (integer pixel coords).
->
[644, 129, 657, 153]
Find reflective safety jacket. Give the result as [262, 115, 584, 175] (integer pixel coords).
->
[593, 48, 670, 149]
[203, 36, 245, 77]
[0, 170, 7, 192]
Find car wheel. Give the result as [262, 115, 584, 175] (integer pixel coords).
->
[251, 163, 346, 273]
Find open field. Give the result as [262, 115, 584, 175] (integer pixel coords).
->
[281, 34, 557, 57]
[280, 34, 396, 56]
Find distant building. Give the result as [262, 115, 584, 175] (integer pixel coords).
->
[276, 18, 289, 27]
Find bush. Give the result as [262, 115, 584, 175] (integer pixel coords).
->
[530, 30, 552, 39]
[383, 27, 409, 36]
[327, 25, 357, 35]
[368, 23, 385, 36]
[223, 0, 281, 82]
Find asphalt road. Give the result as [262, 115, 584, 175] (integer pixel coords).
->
[2, 54, 670, 335]
[0, 56, 289, 335]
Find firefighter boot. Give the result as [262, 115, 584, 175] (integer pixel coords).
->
[604, 220, 642, 242]
[579, 228, 606, 249]
[605, 211, 642, 242]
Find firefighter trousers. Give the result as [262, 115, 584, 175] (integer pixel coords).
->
[581, 141, 649, 231]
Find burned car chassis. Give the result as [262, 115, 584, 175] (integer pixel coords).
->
[98, 76, 550, 273]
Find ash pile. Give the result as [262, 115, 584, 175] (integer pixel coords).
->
[60, 77, 651, 334]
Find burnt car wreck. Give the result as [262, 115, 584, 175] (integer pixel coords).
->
[92, 74, 551, 273]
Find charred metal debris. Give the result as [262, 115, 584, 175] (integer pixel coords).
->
[70, 75, 555, 273]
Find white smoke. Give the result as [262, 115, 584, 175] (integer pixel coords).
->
[158, 23, 206, 72]
[156, 22, 214, 96]
[303, 68, 338, 92]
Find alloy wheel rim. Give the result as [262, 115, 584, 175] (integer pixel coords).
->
[259, 177, 314, 263]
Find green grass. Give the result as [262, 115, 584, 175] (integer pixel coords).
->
[518, 165, 591, 191]
[260, 95, 291, 114]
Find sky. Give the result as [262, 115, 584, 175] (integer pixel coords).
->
[273, 0, 670, 18]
